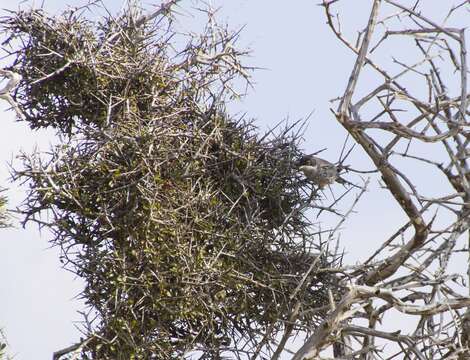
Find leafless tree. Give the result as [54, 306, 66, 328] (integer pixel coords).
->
[292, 1, 470, 359]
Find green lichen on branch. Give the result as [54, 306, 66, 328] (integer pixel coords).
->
[2, 3, 342, 359]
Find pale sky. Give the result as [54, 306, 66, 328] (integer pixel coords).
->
[0, 1, 468, 359]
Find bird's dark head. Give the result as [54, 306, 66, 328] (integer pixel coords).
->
[295, 155, 318, 168]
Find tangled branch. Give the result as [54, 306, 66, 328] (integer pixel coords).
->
[293, 0, 470, 358]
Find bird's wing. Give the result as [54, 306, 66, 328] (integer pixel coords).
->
[314, 157, 334, 168]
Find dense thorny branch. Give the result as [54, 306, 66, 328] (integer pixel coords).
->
[0, 1, 359, 359]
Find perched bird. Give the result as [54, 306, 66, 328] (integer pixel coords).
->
[296, 155, 341, 188]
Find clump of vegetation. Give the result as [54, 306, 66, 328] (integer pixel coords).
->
[2, 2, 342, 358]
[0, 190, 8, 228]
[0, 330, 8, 359]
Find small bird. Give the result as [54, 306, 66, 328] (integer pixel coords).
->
[296, 155, 341, 188]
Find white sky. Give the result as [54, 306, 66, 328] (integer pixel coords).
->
[0, 1, 468, 359]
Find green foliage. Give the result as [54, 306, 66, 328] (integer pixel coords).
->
[3, 4, 342, 359]
[0, 190, 9, 228]
[2, 8, 175, 134]
[0, 329, 11, 360]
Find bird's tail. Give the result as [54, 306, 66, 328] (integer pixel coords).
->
[336, 175, 363, 189]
